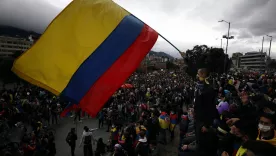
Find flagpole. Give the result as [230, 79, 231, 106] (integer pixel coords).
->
[121, 8, 182, 54]
[157, 33, 182, 53]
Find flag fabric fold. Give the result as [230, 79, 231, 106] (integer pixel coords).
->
[12, 0, 158, 116]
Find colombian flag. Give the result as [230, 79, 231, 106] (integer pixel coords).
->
[159, 112, 170, 129]
[60, 103, 79, 117]
[12, 0, 158, 116]
[169, 113, 177, 131]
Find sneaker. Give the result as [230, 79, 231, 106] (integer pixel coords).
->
[70, 115, 75, 118]
[79, 120, 82, 123]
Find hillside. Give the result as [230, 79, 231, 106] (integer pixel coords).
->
[0, 25, 40, 38]
[149, 51, 174, 59]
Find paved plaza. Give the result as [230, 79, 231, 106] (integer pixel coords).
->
[51, 117, 179, 156]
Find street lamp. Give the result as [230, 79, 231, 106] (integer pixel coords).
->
[266, 35, 273, 57]
[218, 20, 232, 73]
[218, 20, 232, 54]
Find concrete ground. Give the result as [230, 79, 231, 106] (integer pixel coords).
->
[52, 117, 179, 156]
[51, 117, 109, 156]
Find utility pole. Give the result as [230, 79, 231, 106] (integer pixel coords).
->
[268, 36, 273, 57]
[261, 36, 264, 52]
[226, 22, 230, 55]
[218, 20, 233, 73]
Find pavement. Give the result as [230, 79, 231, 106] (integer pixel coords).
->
[39, 115, 180, 156]
[52, 117, 109, 156]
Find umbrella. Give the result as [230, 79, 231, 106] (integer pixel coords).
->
[121, 84, 133, 89]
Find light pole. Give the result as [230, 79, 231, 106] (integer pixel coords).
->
[267, 35, 273, 57]
[218, 20, 233, 73]
[261, 36, 264, 52]
[218, 20, 232, 54]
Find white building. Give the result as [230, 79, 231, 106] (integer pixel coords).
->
[239, 52, 266, 71]
[0, 36, 33, 58]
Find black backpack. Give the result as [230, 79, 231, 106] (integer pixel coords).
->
[84, 135, 92, 145]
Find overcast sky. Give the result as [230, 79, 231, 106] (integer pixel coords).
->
[1, 0, 276, 58]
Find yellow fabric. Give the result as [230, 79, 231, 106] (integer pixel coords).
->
[199, 77, 205, 81]
[111, 127, 117, 133]
[159, 117, 170, 129]
[257, 130, 276, 146]
[121, 135, 126, 141]
[12, 0, 129, 95]
[136, 125, 147, 134]
[217, 127, 228, 134]
[170, 124, 176, 131]
[229, 79, 233, 85]
[37, 121, 43, 131]
[236, 146, 247, 156]
[9, 94, 13, 103]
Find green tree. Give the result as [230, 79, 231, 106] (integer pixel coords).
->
[184, 45, 209, 77]
[267, 59, 276, 69]
[0, 58, 20, 84]
[166, 61, 179, 70]
[184, 45, 231, 77]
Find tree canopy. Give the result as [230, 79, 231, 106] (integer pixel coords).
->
[267, 59, 276, 69]
[0, 51, 22, 84]
[184, 45, 231, 77]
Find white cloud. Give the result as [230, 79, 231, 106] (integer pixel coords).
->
[0, 0, 275, 58]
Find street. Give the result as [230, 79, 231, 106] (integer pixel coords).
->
[52, 117, 109, 156]
[52, 117, 179, 156]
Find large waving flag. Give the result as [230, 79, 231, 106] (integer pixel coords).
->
[12, 0, 158, 116]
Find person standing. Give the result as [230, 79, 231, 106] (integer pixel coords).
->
[169, 110, 177, 140]
[158, 108, 170, 145]
[79, 126, 97, 156]
[66, 128, 78, 156]
[97, 110, 104, 129]
[74, 106, 82, 123]
[135, 130, 150, 156]
[110, 124, 119, 151]
[47, 138, 56, 156]
[194, 68, 218, 156]
[51, 103, 58, 124]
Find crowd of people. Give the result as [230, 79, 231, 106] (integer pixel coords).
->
[1, 68, 276, 156]
[90, 69, 276, 156]
[0, 84, 67, 156]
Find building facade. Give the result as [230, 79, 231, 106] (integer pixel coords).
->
[239, 52, 266, 71]
[231, 52, 243, 68]
[0, 36, 33, 58]
[139, 54, 170, 71]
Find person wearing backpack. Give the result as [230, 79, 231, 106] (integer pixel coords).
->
[79, 126, 98, 156]
[135, 130, 150, 156]
[66, 128, 78, 156]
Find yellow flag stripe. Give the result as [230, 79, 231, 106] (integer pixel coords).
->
[12, 0, 129, 94]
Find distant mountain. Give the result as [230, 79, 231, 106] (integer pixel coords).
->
[149, 51, 174, 59]
[0, 25, 40, 38]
